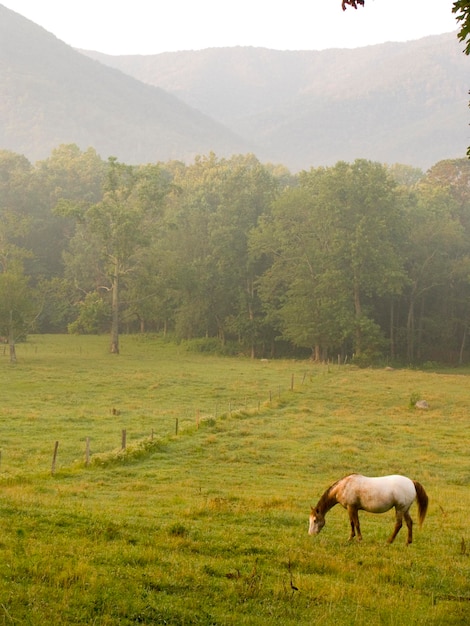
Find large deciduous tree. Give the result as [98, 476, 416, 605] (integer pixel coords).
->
[403, 159, 470, 363]
[0, 272, 36, 363]
[254, 160, 406, 362]
[60, 158, 169, 353]
[166, 153, 279, 355]
[251, 185, 351, 360]
[30, 145, 105, 280]
[0, 151, 38, 361]
[401, 184, 464, 361]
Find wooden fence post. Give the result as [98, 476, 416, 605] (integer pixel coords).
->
[51, 441, 59, 475]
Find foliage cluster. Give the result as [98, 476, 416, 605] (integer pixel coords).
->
[0, 335, 470, 624]
[1, 145, 470, 364]
[453, 1, 470, 55]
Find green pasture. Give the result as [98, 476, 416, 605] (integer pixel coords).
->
[0, 335, 469, 624]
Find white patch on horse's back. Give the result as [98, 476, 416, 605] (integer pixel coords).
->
[375, 475, 416, 500]
[337, 474, 416, 513]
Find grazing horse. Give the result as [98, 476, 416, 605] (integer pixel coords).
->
[308, 474, 428, 544]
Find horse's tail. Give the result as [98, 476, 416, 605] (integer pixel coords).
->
[413, 480, 429, 527]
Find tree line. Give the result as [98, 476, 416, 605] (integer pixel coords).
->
[1, 144, 469, 365]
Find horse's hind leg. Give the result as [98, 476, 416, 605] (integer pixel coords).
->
[387, 510, 403, 544]
[404, 511, 413, 544]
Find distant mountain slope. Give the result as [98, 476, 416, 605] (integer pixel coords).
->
[0, 1, 467, 171]
[83, 33, 469, 170]
[0, 4, 250, 164]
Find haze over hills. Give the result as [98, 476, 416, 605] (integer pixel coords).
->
[0, 4, 250, 165]
[82, 33, 470, 170]
[0, 2, 468, 170]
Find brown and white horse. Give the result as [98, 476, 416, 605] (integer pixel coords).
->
[308, 474, 428, 544]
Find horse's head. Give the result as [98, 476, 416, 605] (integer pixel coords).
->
[308, 506, 325, 535]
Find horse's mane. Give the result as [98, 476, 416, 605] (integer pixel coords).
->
[316, 474, 359, 514]
[316, 477, 343, 512]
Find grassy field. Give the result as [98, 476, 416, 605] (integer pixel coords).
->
[0, 335, 469, 625]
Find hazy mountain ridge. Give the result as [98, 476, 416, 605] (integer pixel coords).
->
[0, 4, 250, 164]
[0, 1, 467, 170]
[82, 32, 469, 170]
[83, 34, 465, 119]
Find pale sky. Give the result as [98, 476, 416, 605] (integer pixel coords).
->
[0, 0, 460, 55]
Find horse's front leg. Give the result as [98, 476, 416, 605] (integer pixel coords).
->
[348, 515, 355, 541]
[387, 509, 404, 544]
[347, 506, 362, 541]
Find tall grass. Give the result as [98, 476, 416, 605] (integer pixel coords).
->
[0, 335, 469, 624]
